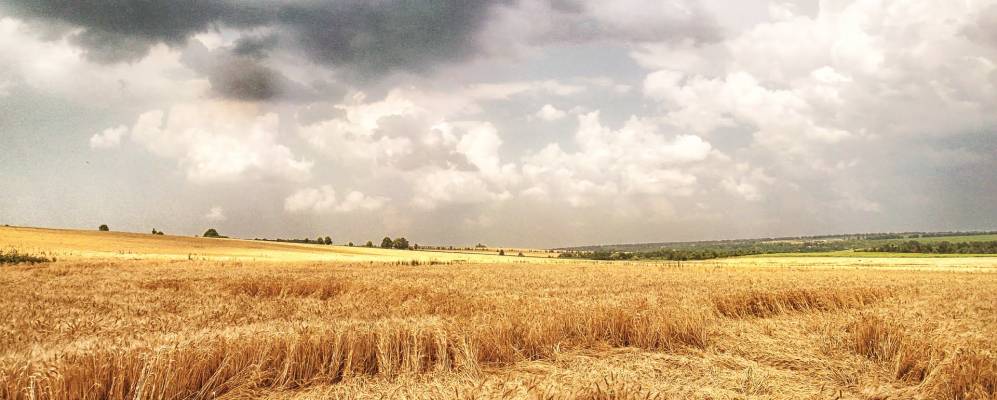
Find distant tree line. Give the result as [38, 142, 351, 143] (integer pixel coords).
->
[380, 237, 411, 250]
[558, 248, 770, 261]
[869, 241, 997, 254]
[255, 236, 333, 245]
[558, 230, 997, 261]
[251, 236, 417, 249]
[561, 231, 997, 253]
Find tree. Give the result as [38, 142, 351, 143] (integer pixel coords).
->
[381, 237, 393, 248]
[98, 224, 109, 232]
[498, 249, 505, 256]
[348, 242, 354, 247]
[151, 229, 164, 235]
[365, 240, 374, 248]
[203, 228, 221, 238]
[316, 237, 324, 245]
[392, 237, 410, 250]
[324, 236, 332, 245]
[518, 252, 524, 257]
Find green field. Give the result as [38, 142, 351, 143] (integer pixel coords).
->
[743, 250, 997, 258]
[899, 234, 997, 243]
[561, 231, 997, 261]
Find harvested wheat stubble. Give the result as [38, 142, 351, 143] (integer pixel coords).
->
[3, 321, 477, 400]
[711, 286, 891, 318]
[846, 314, 997, 399]
[1, 303, 711, 400]
[2, 259, 996, 399]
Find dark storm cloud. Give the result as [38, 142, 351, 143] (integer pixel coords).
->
[208, 57, 282, 101]
[181, 40, 316, 102]
[2, 0, 264, 62]
[2, 0, 503, 75]
[276, 0, 501, 76]
[69, 29, 155, 63]
[232, 33, 278, 59]
[534, 0, 723, 44]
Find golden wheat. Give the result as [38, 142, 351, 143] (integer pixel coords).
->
[0, 248, 995, 398]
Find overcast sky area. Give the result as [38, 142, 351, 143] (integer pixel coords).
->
[1, 0, 996, 247]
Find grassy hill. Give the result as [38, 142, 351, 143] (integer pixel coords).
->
[0, 226, 549, 264]
[559, 231, 997, 260]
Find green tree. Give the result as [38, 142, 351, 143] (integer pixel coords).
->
[392, 237, 410, 250]
[98, 224, 109, 232]
[348, 242, 354, 247]
[323, 236, 332, 245]
[381, 237, 393, 248]
[365, 240, 374, 248]
[203, 228, 221, 238]
[498, 249, 505, 256]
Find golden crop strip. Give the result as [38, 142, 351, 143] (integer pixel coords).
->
[1, 227, 995, 399]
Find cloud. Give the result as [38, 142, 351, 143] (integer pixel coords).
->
[521, 112, 713, 206]
[411, 168, 511, 210]
[298, 91, 419, 167]
[2, 0, 250, 63]
[299, 88, 516, 172]
[179, 39, 318, 102]
[284, 185, 388, 214]
[479, 0, 723, 58]
[205, 206, 226, 222]
[3, 0, 502, 77]
[454, 122, 518, 182]
[640, 0, 997, 188]
[126, 101, 313, 183]
[89, 125, 128, 149]
[534, 104, 567, 121]
[719, 164, 774, 202]
[6, 0, 997, 246]
[465, 80, 585, 100]
[579, 0, 723, 42]
[0, 18, 208, 107]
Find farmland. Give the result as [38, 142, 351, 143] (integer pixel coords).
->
[559, 232, 997, 261]
[0, 226, 543, 264]
[1, 227, 996, 399]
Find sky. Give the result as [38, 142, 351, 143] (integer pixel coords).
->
[1, 0, 996, 248]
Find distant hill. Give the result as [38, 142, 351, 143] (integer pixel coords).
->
[557, 231, 997, 261]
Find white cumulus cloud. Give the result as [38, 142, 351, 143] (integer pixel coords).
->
[521, 111, 714, 206]
[285, 185, 388, 214]
[89, 125, 128, 149]
[126, 101, 313, 183]
[533, 104, 567, 121]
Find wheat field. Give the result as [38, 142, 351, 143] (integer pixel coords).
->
[0, 226, 546, 264]
[1, 227, 996, 399]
